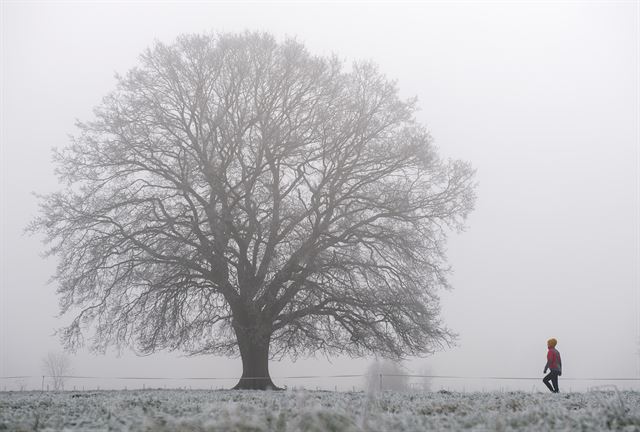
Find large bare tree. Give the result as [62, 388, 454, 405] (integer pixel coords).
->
[31, 32, 476, 389]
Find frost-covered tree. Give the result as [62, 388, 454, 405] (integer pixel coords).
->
[365, 359, 410, 392]
[42, 352, 71, 391]
[31, 32, 476, 389]
[417, 365, 433, 392]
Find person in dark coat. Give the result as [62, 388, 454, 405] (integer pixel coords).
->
[543, 338, 562, 393]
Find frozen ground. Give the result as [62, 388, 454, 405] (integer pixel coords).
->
[1, 388, 639, 431]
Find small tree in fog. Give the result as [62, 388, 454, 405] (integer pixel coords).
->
[366, 359, 409, 392]
[417, 364, 433, 392]
[31, 32, 476, 390]
[42, 352, 71, 391]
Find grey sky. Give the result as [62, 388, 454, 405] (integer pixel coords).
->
[1, 1, 638, 391]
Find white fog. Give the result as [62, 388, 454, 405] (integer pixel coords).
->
[1, 1, 638, 396]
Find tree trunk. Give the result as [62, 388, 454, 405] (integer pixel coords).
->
[232, 323, 280, 390]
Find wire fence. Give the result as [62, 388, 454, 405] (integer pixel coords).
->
[1, 374, 639, 393]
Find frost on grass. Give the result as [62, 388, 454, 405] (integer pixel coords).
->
[1, 389, 640, 431]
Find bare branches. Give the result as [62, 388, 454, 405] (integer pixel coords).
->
[42, 352, 72, 391]
[31, 32, 475, 361]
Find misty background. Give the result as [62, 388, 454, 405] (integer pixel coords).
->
[1, 1, 638, 392]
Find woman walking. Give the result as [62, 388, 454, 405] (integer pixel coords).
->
[543, 338, 562, 393]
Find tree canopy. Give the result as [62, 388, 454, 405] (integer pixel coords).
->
[32, 32, 476, 389]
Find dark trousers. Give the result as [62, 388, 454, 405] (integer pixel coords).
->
[543, 370, 560, 393]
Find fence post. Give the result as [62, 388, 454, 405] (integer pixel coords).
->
[41, 376, 44, 392]
[379, 373, 383, 392]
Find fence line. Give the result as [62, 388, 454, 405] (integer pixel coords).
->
[384, 374, 640, 381]
[2, 374, 640, 381]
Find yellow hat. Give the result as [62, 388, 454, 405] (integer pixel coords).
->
[547, 338, 557, 348]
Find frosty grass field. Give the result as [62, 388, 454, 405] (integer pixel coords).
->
[2, 388, 640, 431]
